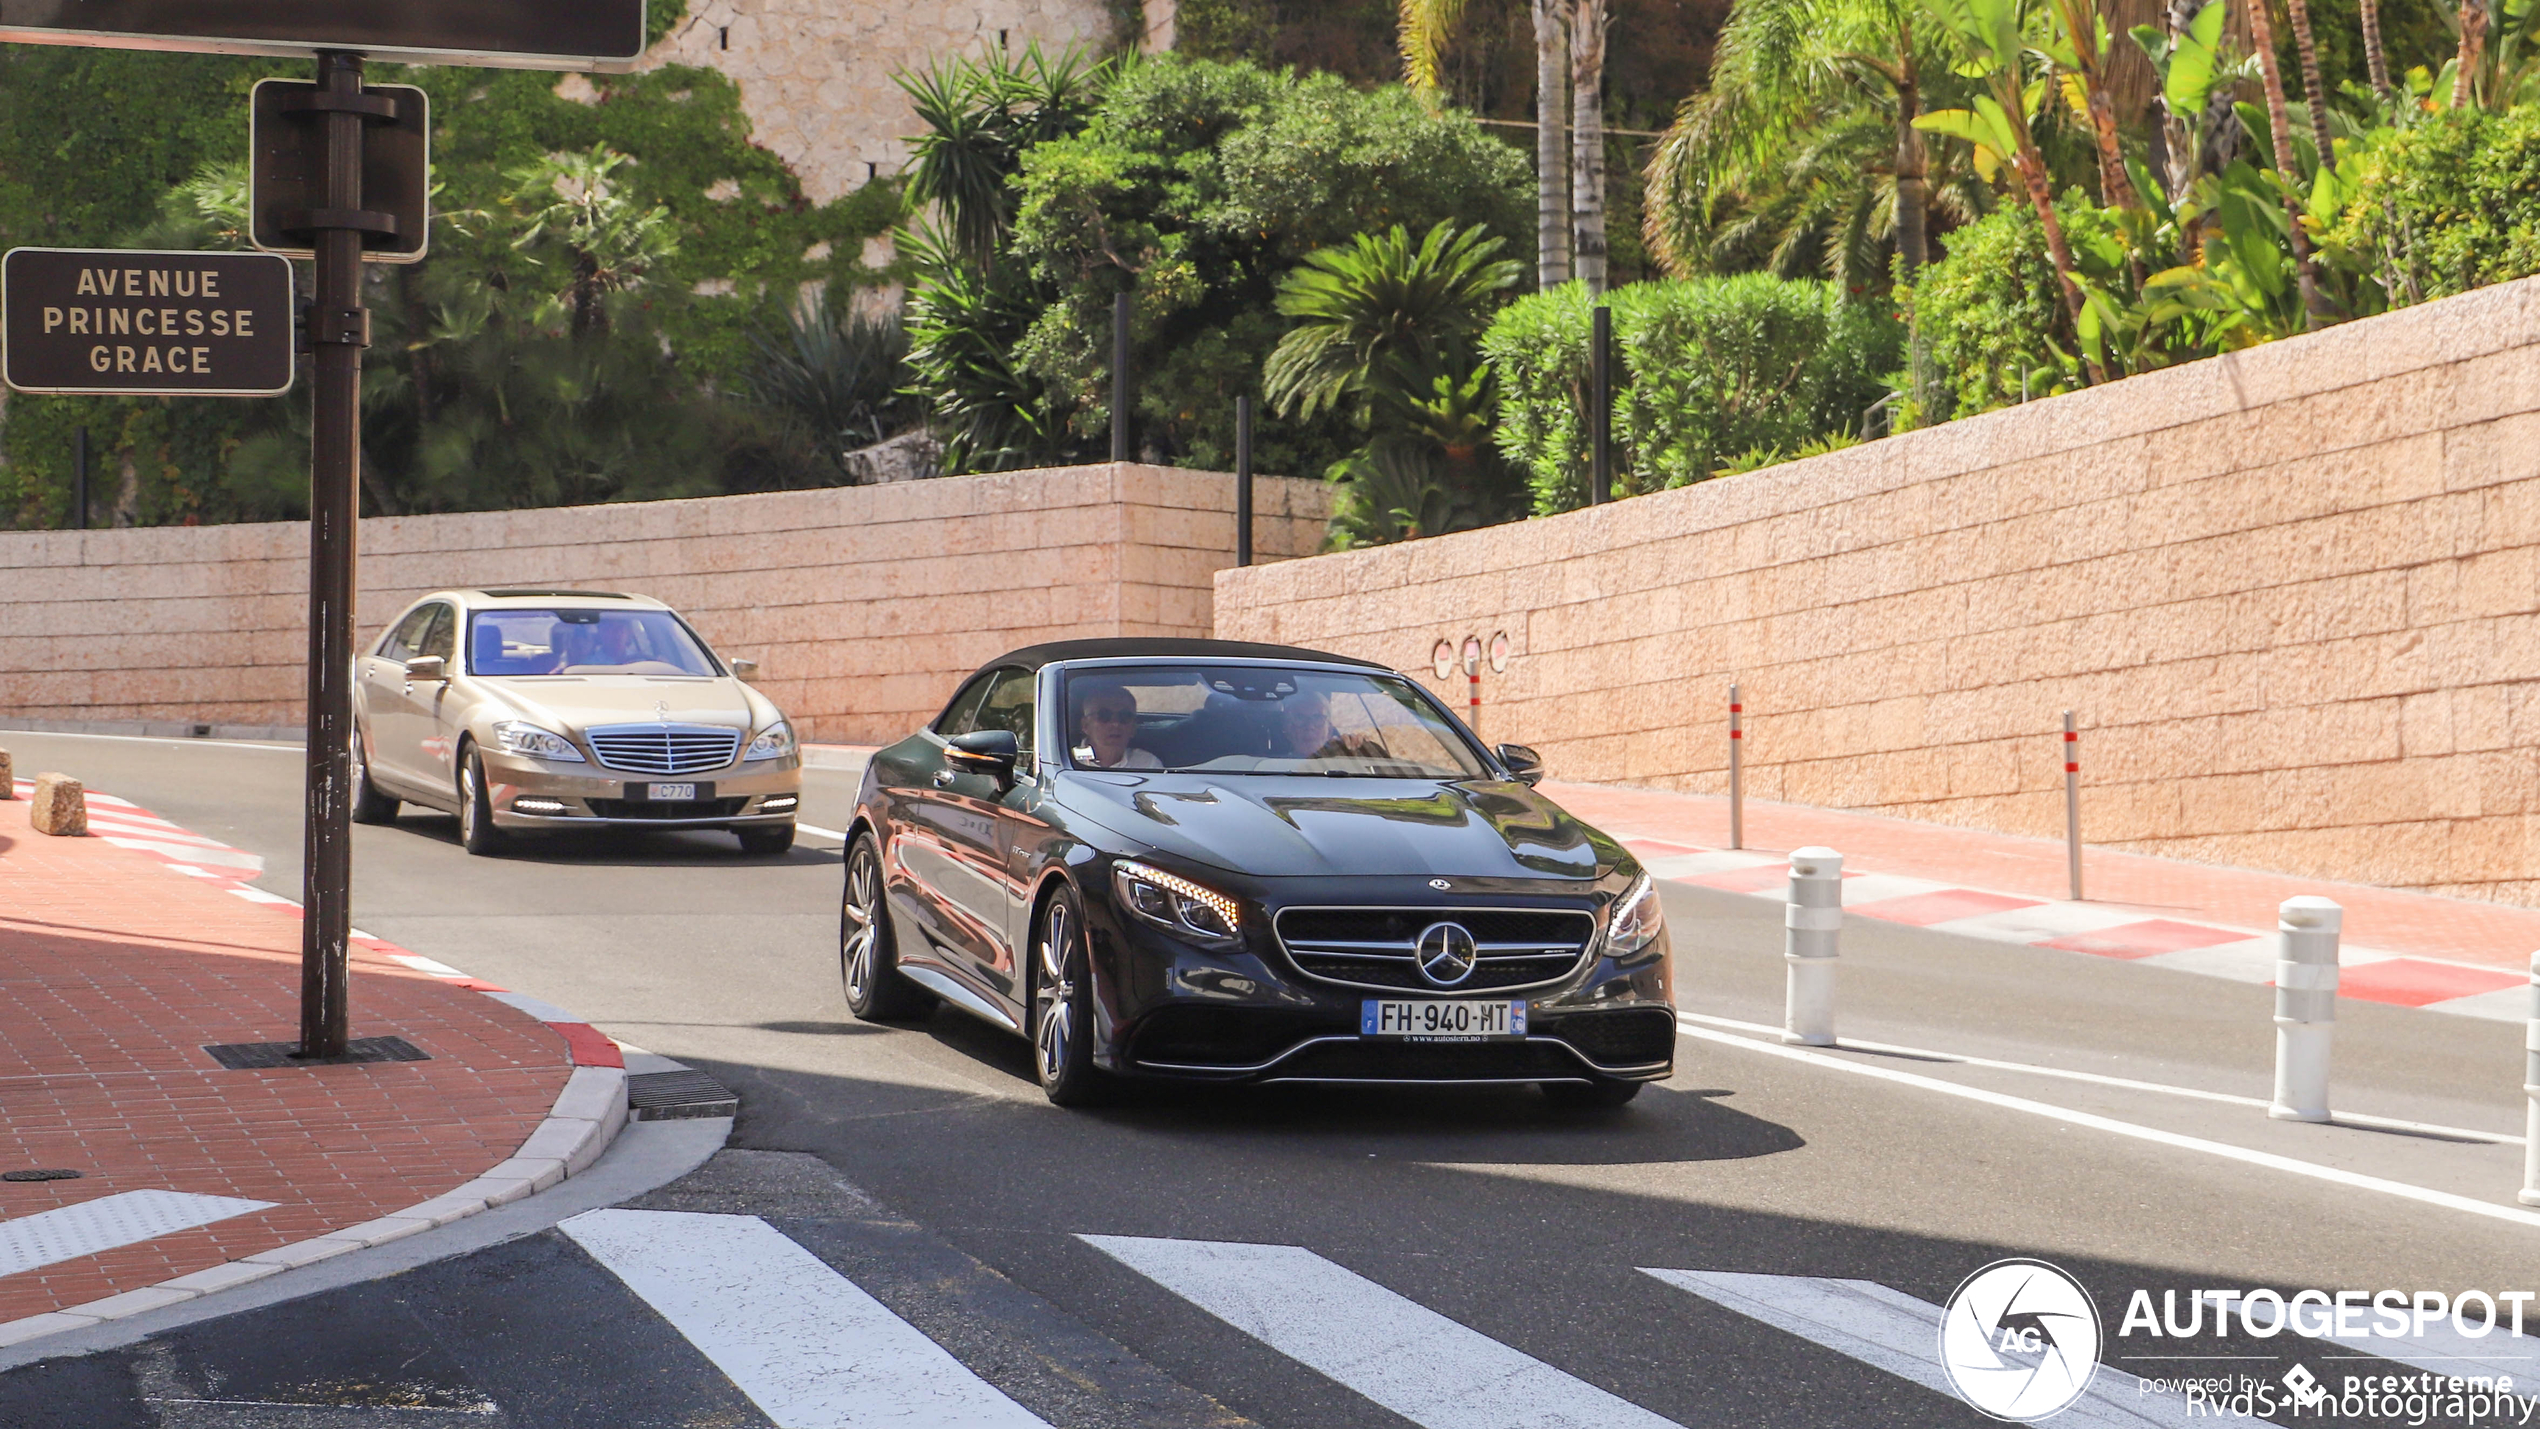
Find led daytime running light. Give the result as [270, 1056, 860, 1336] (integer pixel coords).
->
[1115, 860, 1241, 936]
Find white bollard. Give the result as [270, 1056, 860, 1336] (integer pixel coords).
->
[2268, 896, 2342, 1122]
[2522, 952, 2540, 1207]
[1783, 847, 1842, 1046]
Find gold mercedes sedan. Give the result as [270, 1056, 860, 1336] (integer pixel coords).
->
[350, 588, 801, 856]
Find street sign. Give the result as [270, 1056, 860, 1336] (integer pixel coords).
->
[250, 80, 429, 262]
[2, 248, 294, 396]
[0, 2, 648, 72]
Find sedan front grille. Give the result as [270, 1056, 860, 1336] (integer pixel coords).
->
[1274, 906, 1597, 993]
[585, 724, 742, 775]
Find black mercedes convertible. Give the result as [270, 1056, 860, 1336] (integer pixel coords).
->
[838, 638, 1675, 1107]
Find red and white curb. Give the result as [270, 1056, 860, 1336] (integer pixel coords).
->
[0, 784, 632, 1350]
[1624, 838, 2531, 1021]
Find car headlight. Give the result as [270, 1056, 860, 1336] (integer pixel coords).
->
[744, 722, 795, 761]
[1606, 871, 1665, 959]
[491, 720, 584, 762]
[1113, 860, 1241, 944]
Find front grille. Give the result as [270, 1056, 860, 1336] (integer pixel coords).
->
[585, 797, 750, 820]
[1268, 1039, 1591, 1082]
[1539, 1009, 1678, 1068]
[586, 724, 742, 774]
[1130, 1006, 1341, 1068]
[1275, 906, 1596, 993]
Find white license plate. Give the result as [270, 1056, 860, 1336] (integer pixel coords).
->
[1360, 999, 1527, 1040]
[646, 783, 698, 802]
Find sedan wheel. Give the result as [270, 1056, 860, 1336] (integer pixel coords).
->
[458, 748, 506, 856]
[348, 734, 399, 825]
[1032, 885, 1111, 1107]
[841, 834, 931, 1021]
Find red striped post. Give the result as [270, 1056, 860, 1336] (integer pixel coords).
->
[1729, 684, 1745, 850]
[2062, 711, 2082, 901]
[1462, 636, 1482, 735]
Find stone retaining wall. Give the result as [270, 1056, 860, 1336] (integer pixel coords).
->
[0, 464, 1327, 746]
[1216, 277, 2540, 906]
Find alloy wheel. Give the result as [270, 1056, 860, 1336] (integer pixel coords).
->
[842, 848, 879, 1004]
[1034, 897, 1075, 1084]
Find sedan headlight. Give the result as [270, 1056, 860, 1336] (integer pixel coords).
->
[1606, 872, 1665, 959]
[492, 720, 584, 762]
[744, 722, 796, 761]
[1114, 860, 1241, 944]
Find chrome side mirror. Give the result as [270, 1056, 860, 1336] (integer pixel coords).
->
[1495, 743, 1545, 786]
[403, 655, 447, 682]
[730, 658, 760, 683]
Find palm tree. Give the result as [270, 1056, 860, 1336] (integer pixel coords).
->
[1645, 0, 1950, 283]
[2237, 0, 2328, 319]
[1265, 221, 1523, 423]
[1571, 0, 1612, 292]
[2284, 0, 2334, 158]
[2041, 0, 2143, 208]
[1534, 0, 1573, 287]
[506, 145, 676, 338]
[899, 42, 1109, 269]
[2456, 0, 2491, 107]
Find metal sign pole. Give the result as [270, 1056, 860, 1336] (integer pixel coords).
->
[73, 426, 88, 530]
[1235, 394, 1253, 567]
[298, 49, 369, 1060]
[1590, 304, 1611, 506]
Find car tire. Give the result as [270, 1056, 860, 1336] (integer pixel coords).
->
[1542, 1077, 1643, 1109]
[738, 823, 796, 856]
[349, 734, 399, 825]
[1031, 883, 1114, 1108]
[841, 833, 932, 1021]
[458, 747, 507, 857]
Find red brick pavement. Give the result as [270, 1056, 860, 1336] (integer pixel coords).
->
[0, 794, 573, 1322]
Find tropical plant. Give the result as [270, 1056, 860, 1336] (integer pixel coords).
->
[1265, 220, 1524, 422]
[1535, 0, 1574, 287]
[1403, 0, 1576, 288]
[2324, 100, 2540, 300]
[899, 42, 1112, 268]
[505, 145, 678, 339]
[750, 290, 915, 481]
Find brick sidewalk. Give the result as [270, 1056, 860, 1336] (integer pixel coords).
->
[1549, 781, 2540, 1014]
[0, 787, 586, 1331]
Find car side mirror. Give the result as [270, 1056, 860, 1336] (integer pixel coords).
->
[403, 655, 447, 683]
[730, 658, 760, 683]
[1495, 743, 1545, 786]
[946, 729, 1020, 787]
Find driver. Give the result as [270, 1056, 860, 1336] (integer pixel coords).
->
[1076, 680, 1161, 769]
[594, 618, 647, 668]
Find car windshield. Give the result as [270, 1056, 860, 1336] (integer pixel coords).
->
[1062, 664, 1489, 778]
[467, 608, 720, 677]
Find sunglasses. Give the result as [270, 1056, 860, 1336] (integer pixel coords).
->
[1085, 708, 1137, 724]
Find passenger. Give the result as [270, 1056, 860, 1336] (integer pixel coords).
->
[1278, 691, 1384, 761]
[1077, 681, 1162, 769]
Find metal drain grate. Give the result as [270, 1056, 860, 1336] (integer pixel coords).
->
[202, 1036, 430, 1070]
[627, 1069, 737, 1121]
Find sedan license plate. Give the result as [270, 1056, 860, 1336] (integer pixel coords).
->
[645, 783, 699, 802]
[1361, 999, 1527, 1041]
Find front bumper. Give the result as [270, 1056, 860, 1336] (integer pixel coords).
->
[480, 748, 801, 830]
[1087, 873, 1675, 1085]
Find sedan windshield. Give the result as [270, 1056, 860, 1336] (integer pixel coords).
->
[468, 608, 720, 677]
[1063, 665, 1489, 778]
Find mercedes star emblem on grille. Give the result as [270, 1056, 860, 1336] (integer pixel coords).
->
[1415, 921, 1479, 987]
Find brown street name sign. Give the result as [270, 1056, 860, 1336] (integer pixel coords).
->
[3, 248, 294, 396]
[0, 1, 646, 72]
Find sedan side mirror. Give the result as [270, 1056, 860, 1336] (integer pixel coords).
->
[730, 658, 760, 683]
[946, 729, 1020, 788]
[403, 655, 447, 683]
[1495, 743, 1545, 786]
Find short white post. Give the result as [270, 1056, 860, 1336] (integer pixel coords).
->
[1784, 847, 1842, 1046]
[2062, 711, 2082, 901]
[2521, 952, 2540, 1206]
[1728, 684, 1745, 851]
[2268, 896, 2341, 1123]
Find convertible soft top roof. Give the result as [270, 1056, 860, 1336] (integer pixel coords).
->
[977, 637, 1389, 675]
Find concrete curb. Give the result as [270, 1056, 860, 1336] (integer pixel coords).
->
[0, 794, 635, 1353]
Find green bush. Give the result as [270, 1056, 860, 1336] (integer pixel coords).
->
[1898, 193, 2135, 421]
[2326, 105, 2540, 305]
[1483, 275, 1899, 513]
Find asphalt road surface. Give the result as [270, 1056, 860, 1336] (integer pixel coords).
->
[4, 728, 2535, 1429]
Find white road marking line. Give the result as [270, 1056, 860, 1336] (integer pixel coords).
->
[1673, 1021, 2540, 1229]
[1080, 1234, 1686, 1429]
[2326, 1315, 2540, 1380]
[1642, 850, 1780, 879]
[482, 990, 579, 1023]
[562, 1209, 1048, 1429]
[1640, 1269, 2185, 1426]
[2421, 985, 2532, 1022]
[797, 823, 850, 841]
[390, 953, 472, 978]
[0, 730, 297, 753]
[96, 837, 262, 871]
[1675, 1012, 2524, 1144]
[0, 1190, 277, 1278]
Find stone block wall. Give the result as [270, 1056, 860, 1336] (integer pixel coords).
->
[1216, 276, 2540, 906]
[0, 465, 1328, 746]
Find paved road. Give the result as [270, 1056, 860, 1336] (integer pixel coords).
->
[4, 729, 2536, 1428]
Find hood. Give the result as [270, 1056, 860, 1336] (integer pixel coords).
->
[1056, 772, 1612, 883]
[474, 675, 765, 733]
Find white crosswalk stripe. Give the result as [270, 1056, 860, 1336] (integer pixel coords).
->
[1082, 1233, 1686, 1429]
[0, 1190, 275, 1279]
[562, 1208, 1049, 1429]
[1641, 1268, 2188, 1426]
